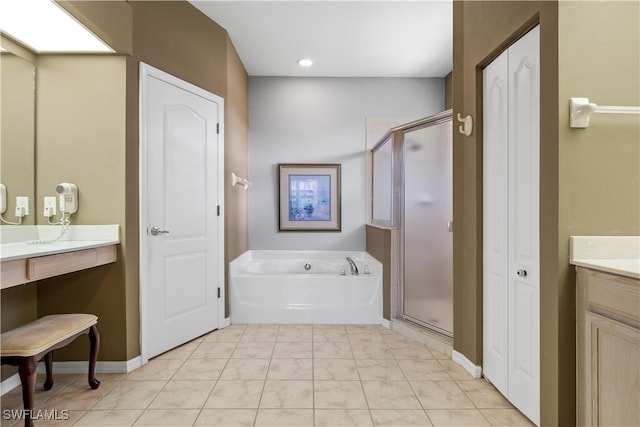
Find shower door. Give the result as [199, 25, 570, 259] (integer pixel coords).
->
[402, 114, 453, 336]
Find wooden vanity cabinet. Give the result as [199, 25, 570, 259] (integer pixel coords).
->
[576, 267, 640, 426]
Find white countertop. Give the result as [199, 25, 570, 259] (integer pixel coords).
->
[0, 225, 120, 262]
[570, 236, 640, 279]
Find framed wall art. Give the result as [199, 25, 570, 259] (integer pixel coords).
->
[278, 163, 341, 231]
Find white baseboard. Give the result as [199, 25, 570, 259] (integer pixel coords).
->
[380, 318, 391, 329]
[452, 350, 482, 378]
[221, 317, 231, 328]
[34, 357, 143, 376]
[1, 357, 142, 396]
[0, 374, 21, 396]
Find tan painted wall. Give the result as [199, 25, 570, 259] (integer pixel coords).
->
[224, 38, 250, 315]
[0, 1, 249, 372]
[365, 225, 392, 321]
[452, 1, 562, 425]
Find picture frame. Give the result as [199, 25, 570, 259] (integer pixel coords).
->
[278, 163, 341, 232]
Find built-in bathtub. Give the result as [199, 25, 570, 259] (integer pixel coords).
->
[229, 250, 383, 324]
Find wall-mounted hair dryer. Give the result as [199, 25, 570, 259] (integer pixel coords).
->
[56, 183, 78, 215]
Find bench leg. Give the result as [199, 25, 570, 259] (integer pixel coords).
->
[17, 356, 37, 427]
[88, 324, 100, 389]
[43, 351, 54, 391]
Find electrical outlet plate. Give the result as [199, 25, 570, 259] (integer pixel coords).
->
[44, 196, 57, 217]
[16, 196, 29, 216]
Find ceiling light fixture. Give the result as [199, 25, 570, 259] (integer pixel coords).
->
[297, 58, 313, 67]
[0, 0, 113, 53]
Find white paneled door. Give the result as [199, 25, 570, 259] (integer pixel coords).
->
[483, 26, 540, 426]
[140, 63, 224, 360]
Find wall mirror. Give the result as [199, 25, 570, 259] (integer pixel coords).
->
[0, 40, 36, 225]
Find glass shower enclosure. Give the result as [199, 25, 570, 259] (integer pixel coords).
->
[401, 112, 453, 336]
[371, 111, 453, 337]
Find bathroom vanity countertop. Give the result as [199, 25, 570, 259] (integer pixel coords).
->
[0, 225, 120, 262]
[0, 239, 119, 262]
[570, 236, 640, 279]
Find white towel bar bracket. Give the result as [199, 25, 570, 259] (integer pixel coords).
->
[570, 97, 640, 128]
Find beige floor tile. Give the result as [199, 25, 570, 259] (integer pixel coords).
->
[172, 357, 227, 381]
[313, 342, 353, 359]
[390, 344, 435, 360]
[28, 409, 86, 427]
[92, 381, 166, 410]
[273, 341, 313, 358]
[239, 330, 278, 343]
[203, 328, 245, 343]
[348, 332, 385, 343]
[277, 328, 312, 342]
[370, 409, 433, 427]
[231, 342, 275, 359]
[254, 409, 313, 427]
[74, 409, 143, 426]
[426, 409, 491, 426]
[154, 339, 200, 360]
[362, 380, 422, 410]
[481, 409, 536, 426]
[313, 358, 359, 380]
[314, 380, 368, 409]
[383, 335, 420, 349]
[125, 359, 184, 381]
[191, 342, 238, 359]
[410, 381, 475, 410]
[397, 359, 451, 381]
[313, 328, 350, 342]
[314, 409, 373, 427]
[194, 409, 257, 426]
[219, 358, 270, 380]
[134, 409, 199, 426]
[36, 379, 119, 410]
[148, 380, 215, 409]
[259, 380, 313, 408]
[356, 359, 405, 381]
[456, 380, 512, 408]
[267, 358, 312, 380]
[428, 350, 450, 360]
[204, 380, 265, 409]
[351, 342, 394, 359]
[438, 360, 474, 380]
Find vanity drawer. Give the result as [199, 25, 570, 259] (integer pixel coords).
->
[27, 246, 116, 281]
[586, 269, 640, 325]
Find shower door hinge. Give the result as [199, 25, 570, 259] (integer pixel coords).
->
[217, 287, 221, 298]
[448, 221, 453, 232]
[216, 123, 220, 134]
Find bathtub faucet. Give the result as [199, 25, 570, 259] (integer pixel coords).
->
[345, 257, 359, 275]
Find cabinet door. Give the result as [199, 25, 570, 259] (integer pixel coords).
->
[587, 312, 640, 427]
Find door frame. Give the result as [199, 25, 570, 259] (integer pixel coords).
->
[138, 62, 225, 364]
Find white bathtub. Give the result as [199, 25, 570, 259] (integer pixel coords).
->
[229, 250, 383, 324]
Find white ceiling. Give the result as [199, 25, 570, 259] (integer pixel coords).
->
[189, 1, 452, 78]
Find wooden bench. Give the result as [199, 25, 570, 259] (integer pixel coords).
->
[1, 314, 100, 427]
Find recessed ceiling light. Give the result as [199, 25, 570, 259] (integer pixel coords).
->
[297, 58, 313, 67]
[0, 0, 113, 53]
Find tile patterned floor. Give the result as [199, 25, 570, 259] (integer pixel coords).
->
[1, 324, 534, 426]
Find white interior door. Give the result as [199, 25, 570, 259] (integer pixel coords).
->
[483, 26, 539, 425]
[140, 63, 224, 359]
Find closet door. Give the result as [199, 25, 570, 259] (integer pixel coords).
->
[482, 25, 539, 426]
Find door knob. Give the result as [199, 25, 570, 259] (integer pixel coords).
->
[150, 226, 170, 236]
[517, 269, 527, 277]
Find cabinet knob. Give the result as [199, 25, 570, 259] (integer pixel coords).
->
[517, 269, 528, 277]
